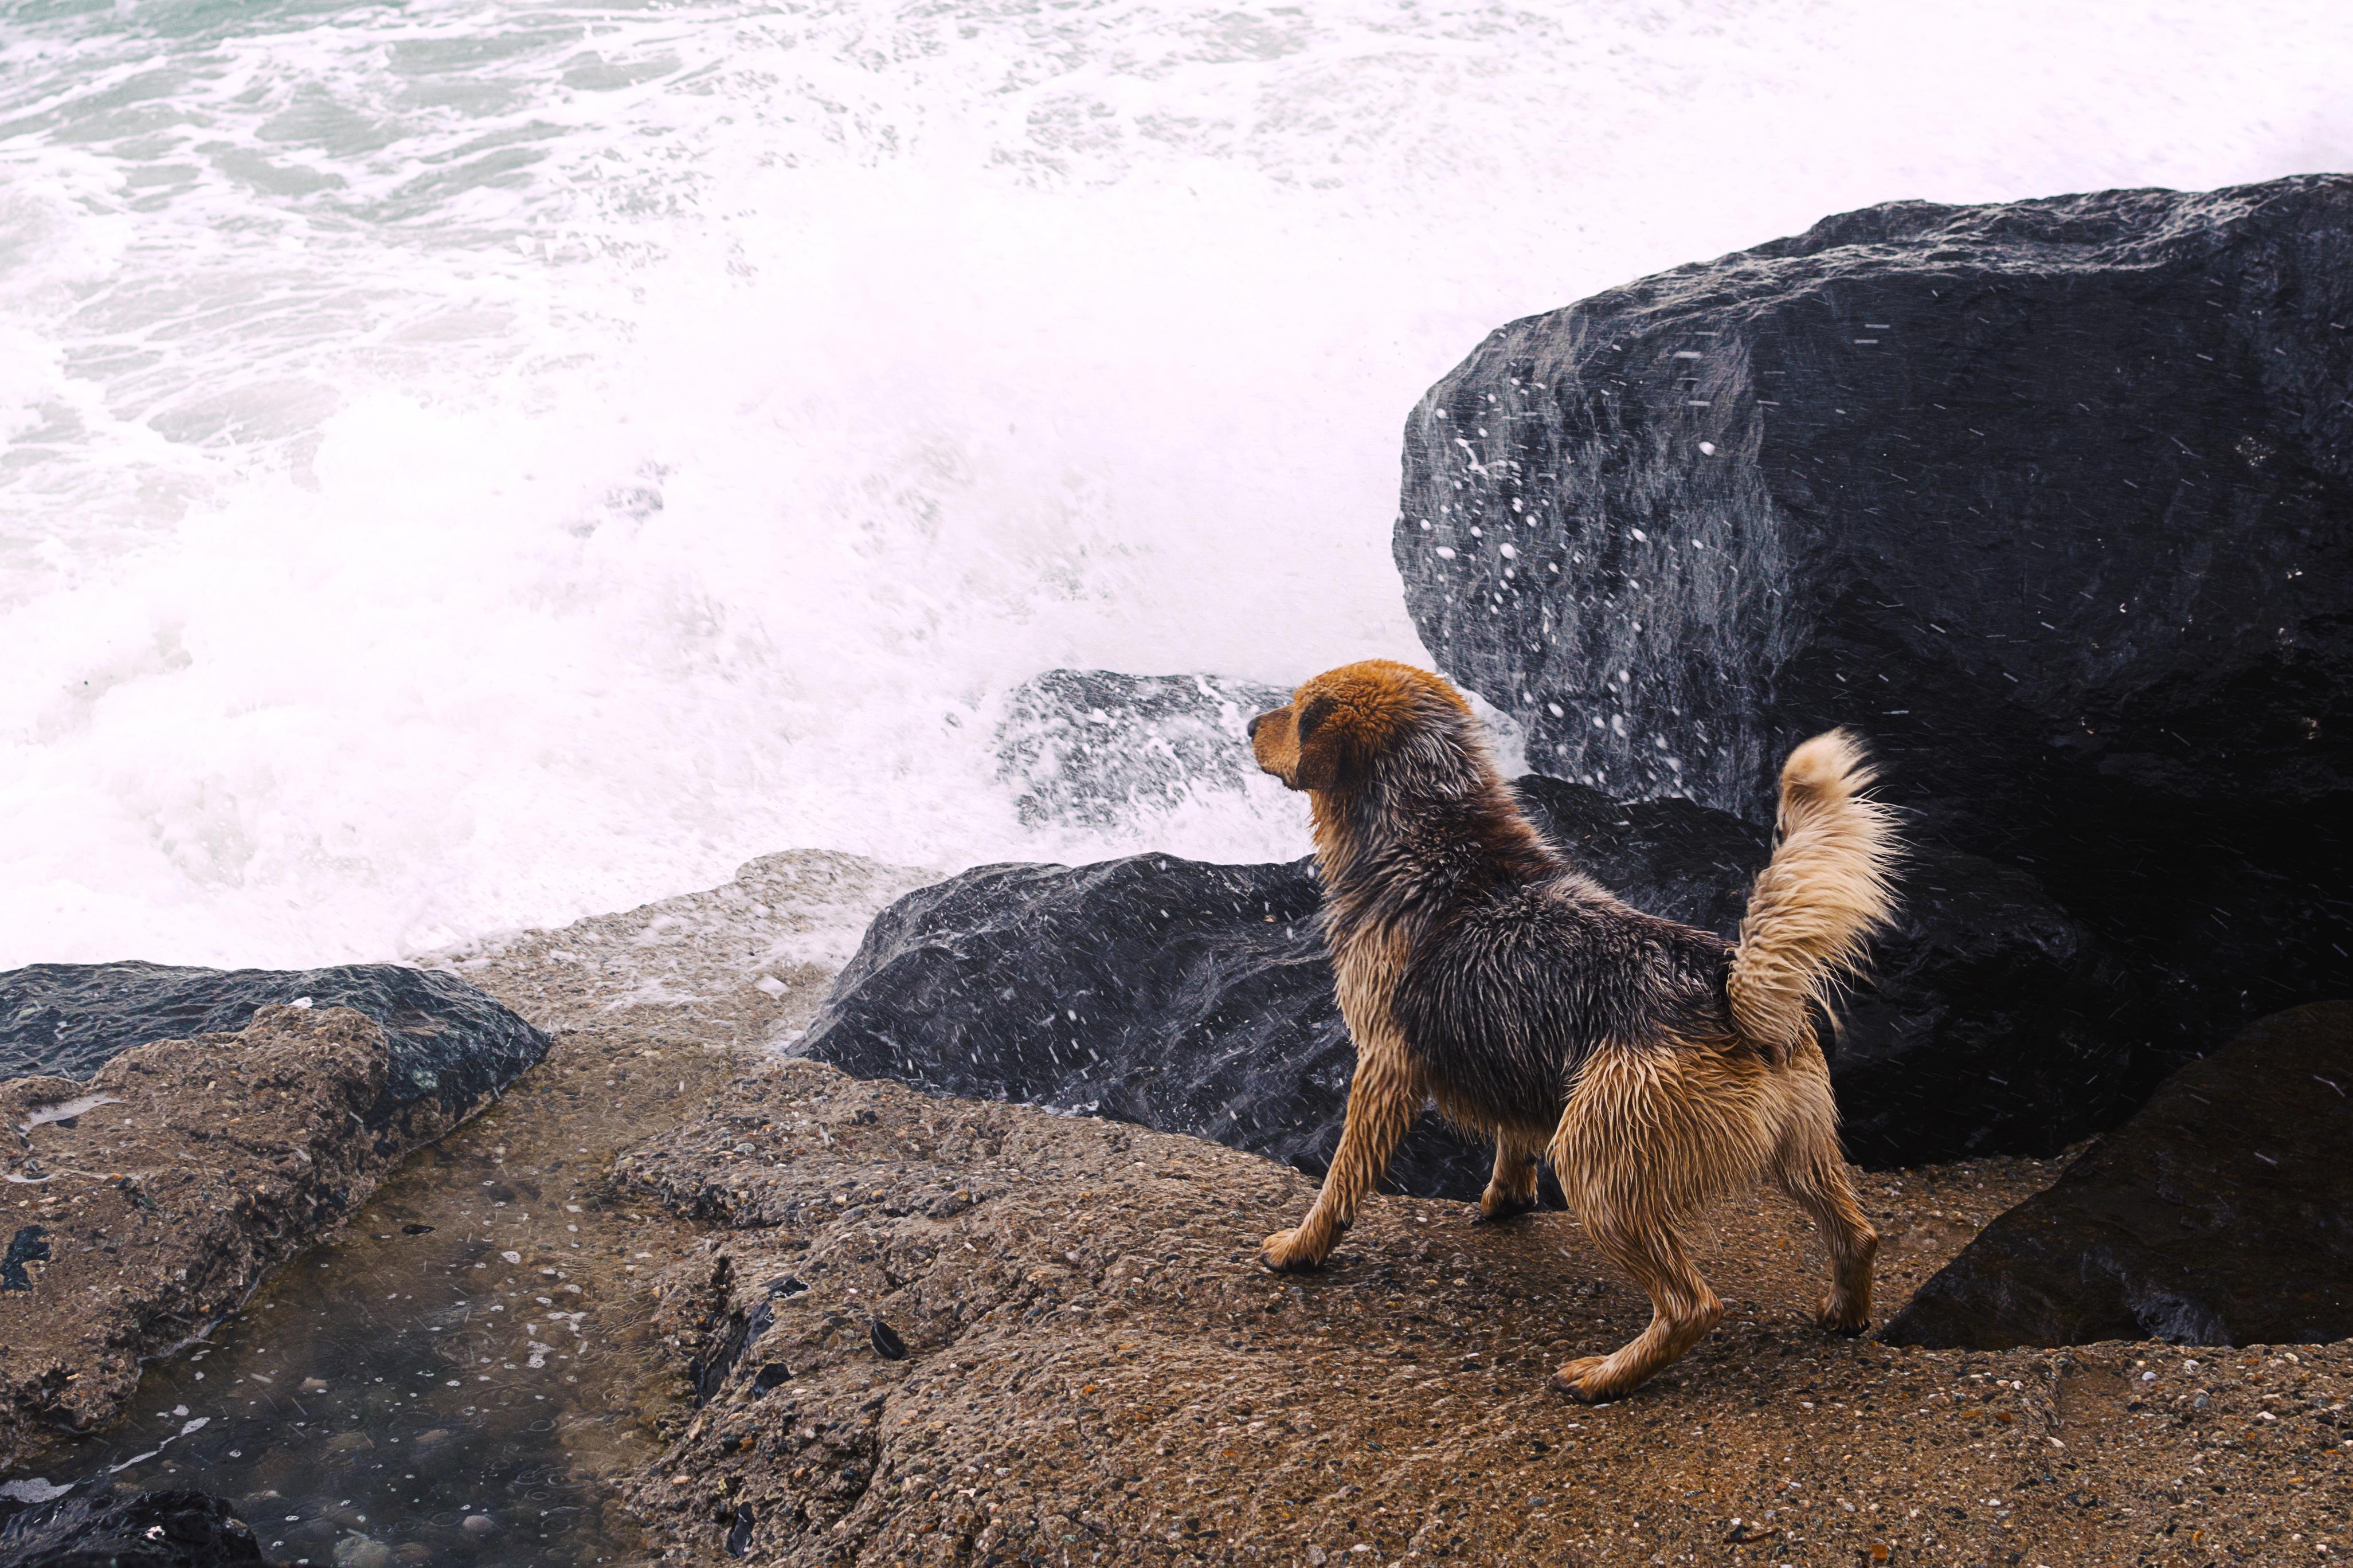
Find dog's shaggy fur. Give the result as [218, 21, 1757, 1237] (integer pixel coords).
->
[1248, 658, 1898, 1400]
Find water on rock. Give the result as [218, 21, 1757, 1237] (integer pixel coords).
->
[0, 852, 931, 1568]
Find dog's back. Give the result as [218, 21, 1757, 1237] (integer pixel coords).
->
[1392, 862, 1736, 1141]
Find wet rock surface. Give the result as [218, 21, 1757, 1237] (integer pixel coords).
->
[0, 962, 549, 1128]
[0, 1004, 535, 1470]
[1884, 1001, 2353, 1350]
[801, 778, 2131, 1175]
[0, 850, 934, 1568]
[0, 1487, 267, 1566]
[612, 1060, 2352, 1567]
[995, 670, 1290, 830]
[11, 844, 2347, 1567]
[1395, 174, 2353, 1091]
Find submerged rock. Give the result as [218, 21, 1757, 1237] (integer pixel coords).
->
[0, 962, 547, 1130]
[0, 1488, 268, 1566]
[1395, 174, 2353, 1082]
[0, 1003, 545, 1469]
[1882, 1001, 2353, 1350]
[801, 777, 2127, 1177]
[993, 669, 1291, 829]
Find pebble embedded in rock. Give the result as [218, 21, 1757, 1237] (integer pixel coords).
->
[333, 1532, 394, 1568]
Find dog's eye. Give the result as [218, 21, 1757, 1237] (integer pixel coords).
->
[1294, 693, 1337, 745]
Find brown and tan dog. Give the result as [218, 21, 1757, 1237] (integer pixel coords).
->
[1247, 659, 1898, 1401]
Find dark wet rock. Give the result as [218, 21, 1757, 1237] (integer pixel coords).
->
[692, 1299, 776, 1405]
[1882, 1001, 2353, 1350]
[993, 669, 1290, 829]
[1513, 777, 2140, 1165]
[1395, 174, 2353, 1083]
[0, 1005, 542, 1469]
[0, 1488, 268, 1566]
[800, 782, 2127, 1180]
[1, 1228, 49, 1293]
[794, 850, 1495, 1200]
[0, 962, 548, 1130]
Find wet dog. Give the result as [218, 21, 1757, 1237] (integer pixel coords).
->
[1247, 659, 1897, 1400]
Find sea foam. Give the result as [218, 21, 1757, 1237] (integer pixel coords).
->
[1, 0, 2346, 965]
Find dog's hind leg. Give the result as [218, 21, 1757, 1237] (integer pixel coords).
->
[1768, 1053, 1878, 1334]
[1474, 1139, 1542, 1225]
[1549, 1210, 1722, 1402]
[1548, 1048, 1753, 1401]
[1261, 1041, 1419, 1273]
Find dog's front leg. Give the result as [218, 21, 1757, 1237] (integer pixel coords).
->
[1262, 1043, 1418, 1273]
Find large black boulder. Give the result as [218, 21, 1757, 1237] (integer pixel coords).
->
[1395, 175, 2353, 1084]
[0, 1489, 269, 1567]
[1881, 1002, 2353, 1349]
[801, 777, 2126, 1182]
[0, 963, 547, 1130]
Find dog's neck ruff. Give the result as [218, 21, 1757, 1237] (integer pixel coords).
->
[1309, 715, 1558, 946]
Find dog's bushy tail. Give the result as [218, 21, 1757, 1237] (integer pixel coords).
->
[1726, 730, 1900, 1063]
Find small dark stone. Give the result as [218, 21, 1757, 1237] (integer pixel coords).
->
[0, 1489, 267, 1566]
[764, 1276, 807, 1298]
[748, 1363, 792, 1395]
[400, 1224, 434, 1236]
[1, 1228, 50, 1293]
[1881, 1001, 2353, 1349]
[725, 1503, 754, 1558]
[868, 1318, 907, 1361]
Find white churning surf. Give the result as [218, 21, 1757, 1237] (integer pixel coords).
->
[1, 0, 2345, 966]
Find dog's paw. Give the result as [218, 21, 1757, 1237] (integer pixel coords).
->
[1259, 1229, 1327, 1275]
[1549, 1355, 1622, 1403]
[1472, 1193, 1538, 1226]
[1814, 1293, 1871, 1336]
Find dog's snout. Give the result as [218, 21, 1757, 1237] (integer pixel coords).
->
[1247, 712, 1268, 740]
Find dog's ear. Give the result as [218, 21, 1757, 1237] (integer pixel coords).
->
[1291, 692, 1345, 791]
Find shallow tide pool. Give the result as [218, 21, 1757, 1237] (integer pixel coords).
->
[18, 1021, 730, 1567]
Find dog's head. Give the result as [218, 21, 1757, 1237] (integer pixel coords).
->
[1247, 660, 1475, 795]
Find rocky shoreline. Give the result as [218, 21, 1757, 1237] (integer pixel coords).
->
[7, 175, 2353, 1567]
[3, 845, 2348, 1567]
